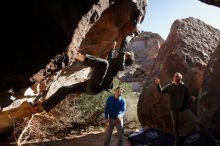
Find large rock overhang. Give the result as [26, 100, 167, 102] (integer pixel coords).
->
[0, 0, 147, 95]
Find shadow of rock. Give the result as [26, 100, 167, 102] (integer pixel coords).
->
[22, 131, 129, 146]
[0, 95, 13, 110]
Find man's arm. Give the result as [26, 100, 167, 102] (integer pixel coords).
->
[154, 77, 169, 93]
[104, 96, 110, 119]
[118, 45, 126, 57]
[184, 86, 196, 102]
[157, 84, 169, 93]
[118, 98, 126, 118]
[107, 41, 117, 60]
[114, 45, 126, 71]
[107, 49, 115, 61]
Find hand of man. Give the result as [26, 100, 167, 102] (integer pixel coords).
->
[30, 101, 45, 113]
[154, 77, 160, 84]
[191, 96, 197, 102]
[116, 117, 122, 124]
[104, 119, 109, 127]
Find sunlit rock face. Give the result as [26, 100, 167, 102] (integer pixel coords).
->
[0, 0, 147, 96]
[80, 0, 147, 57]
[198, 42, 220, 140]
[199, 0, 220, 7]
[118, 32, 164, 93]
[0, 0, 147, 134]
[138, 17, 220, 133]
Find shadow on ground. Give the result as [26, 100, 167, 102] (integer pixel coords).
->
[21, 130, 130, 146]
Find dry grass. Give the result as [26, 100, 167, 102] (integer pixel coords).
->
[13, 79, 141, 145]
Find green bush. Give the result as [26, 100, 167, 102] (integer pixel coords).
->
[17, 78, 140, 142]
[57, 78, 135, 125]
[52, 78, 140, 130]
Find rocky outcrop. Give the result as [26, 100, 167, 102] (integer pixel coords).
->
[36, 0, 148, 99]
[0, 0, 147, 135]
[80, 0, 147, 57]
[198, 42, 220, 140]
[199, 0, 220, 7]
[0, 0, 108, 94]
[118, 32, 164, 92]
[0, 0, 147, 97]
[138, 17, 220, 133]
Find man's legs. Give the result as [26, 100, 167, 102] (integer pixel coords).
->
[83, 55, 109, 93]
[103, 119, 115, 146]
[34, 54, 109, 112]
[115, 118, 124, 146]
[41, 81, 87, 112]
[171, 111, 180, 145]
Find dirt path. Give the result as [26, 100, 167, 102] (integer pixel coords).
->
[22, 128, 133, 146]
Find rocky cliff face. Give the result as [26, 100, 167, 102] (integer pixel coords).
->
[1, 0, 104, 93]
[0, 0, 147, 135]
[198, 42, 220, 139]
[118, 32, 164, 93]
[138, 17, 220, 133]
[199, 0, 220, 7]
[0, 0, 147, 98]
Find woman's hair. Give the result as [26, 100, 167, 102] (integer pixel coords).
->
[125, 51, 135, 66]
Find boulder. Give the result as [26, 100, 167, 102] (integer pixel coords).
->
[198, 42, 220, 140]
[138, 17, 220, 133]
[119, 31, 164, 92]
[0, 0, 147, 135]
[0, 0, 147, 96]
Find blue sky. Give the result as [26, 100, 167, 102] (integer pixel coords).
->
[140, 0, 220, 39]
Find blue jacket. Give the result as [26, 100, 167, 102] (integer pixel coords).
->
[104, 95, 126, 119]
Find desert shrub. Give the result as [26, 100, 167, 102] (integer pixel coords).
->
[15, 78, 140, 143]
[52, 78, 136, 126]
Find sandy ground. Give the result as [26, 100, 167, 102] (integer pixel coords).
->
[21, 128, 134, 146]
